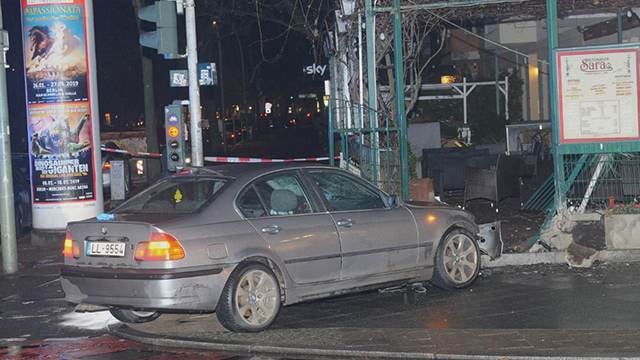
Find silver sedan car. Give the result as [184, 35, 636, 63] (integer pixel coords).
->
[62, 164, 496, 332]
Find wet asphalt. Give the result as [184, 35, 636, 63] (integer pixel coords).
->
[2, 241, 640, 358]
[120, 262, 640, 358]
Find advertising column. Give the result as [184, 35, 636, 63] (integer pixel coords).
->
[21, 0, 102, 231]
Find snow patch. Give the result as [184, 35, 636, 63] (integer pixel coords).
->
[58, 310, 119, 330]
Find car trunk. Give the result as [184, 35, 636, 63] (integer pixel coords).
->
[67, 220, 154, 268]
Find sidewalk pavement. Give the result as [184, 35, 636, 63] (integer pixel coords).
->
[113, 262, 640, 359]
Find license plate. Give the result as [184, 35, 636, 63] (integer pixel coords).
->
[86, 241, 126, 257]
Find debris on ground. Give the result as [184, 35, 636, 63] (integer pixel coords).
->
[572, 221, 606, 250]
[566, 242, 598, 268]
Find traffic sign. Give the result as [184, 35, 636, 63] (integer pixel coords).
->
[169, 63, 217, 87]
[198, 63, 217, 86]
[170, 70, 189, 87]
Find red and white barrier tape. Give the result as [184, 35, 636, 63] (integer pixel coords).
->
[100, 147, 162, 158]
[101, 146, 331, 163]
[204, 156, 332, 163]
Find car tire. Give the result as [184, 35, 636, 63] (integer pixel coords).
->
[109, 309, 160, 323]
[432, 228, 480, 289]
[216, 263, 281, 332]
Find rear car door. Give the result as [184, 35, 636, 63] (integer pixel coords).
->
[305, 169, 418, 280]
[237, 171, 341, 284]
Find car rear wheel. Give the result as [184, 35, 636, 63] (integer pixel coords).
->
[216, 263, 281, 332]
[109, 308, 160, 323]
[432, 228, 480, 289]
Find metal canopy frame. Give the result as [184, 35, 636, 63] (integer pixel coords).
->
[374, 0, 528, 13]
[379, 77, 510, 126]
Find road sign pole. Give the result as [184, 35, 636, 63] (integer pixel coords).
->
[0, 3, 18, 274]
[184, 0, 203, 167]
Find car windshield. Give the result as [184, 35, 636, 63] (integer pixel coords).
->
[114, 177, 227, 214]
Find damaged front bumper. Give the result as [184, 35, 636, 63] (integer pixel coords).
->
[478, 221, 503, 259]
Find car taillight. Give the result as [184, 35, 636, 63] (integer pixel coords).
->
[63, 230, 81, 259]
[134, 231, 185, 261]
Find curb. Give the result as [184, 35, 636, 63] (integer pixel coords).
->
[483, 249, 640, 268]
[109, 324, 639, 360]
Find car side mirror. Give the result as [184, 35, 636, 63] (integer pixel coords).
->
[387, 194, 400, 208]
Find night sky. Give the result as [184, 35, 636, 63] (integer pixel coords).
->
[1, 0, 326, 153]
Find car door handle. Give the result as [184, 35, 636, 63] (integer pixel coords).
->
[261, 225, 282, 235]
[336, 218, 353, 228]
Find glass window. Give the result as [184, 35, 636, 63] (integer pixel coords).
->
[115, 178, 226, 214]
[253, 174, 312, 216]
[237, 187, 267, 218]
[309, 171, 386, 211]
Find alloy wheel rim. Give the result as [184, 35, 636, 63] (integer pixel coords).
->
[235, 269, 278, 326]
[442, 234, 478, 284]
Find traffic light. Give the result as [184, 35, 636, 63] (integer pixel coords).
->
[164, 104, 185, 172]
[138, 1, 178, 59]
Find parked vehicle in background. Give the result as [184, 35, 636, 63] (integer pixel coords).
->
[61, 164, 500, 332]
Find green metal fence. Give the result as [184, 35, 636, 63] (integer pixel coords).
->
[329, 100, 401, 195]
[564, 153, 640, 210]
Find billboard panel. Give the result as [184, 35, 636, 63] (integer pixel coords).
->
[21, 0, 102, 229]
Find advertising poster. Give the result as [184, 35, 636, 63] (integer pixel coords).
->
[21, 0, 96, 203]
[557, 47, 640, 143]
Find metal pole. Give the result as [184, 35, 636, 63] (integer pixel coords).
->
[184, 0, 203, 167]
[617, 8, 623, 44]
[364, 0, 379, 185]
[328, 59, 336, 167]
[495, 54, 500, 116]
[505, 75, 510, 121]
[392, 0, 408, 200]
[546, 0, 565, 210]
[358, 13, 364, 134]
[0, 4, 17, 274]
[333, 31, 342, 130]
[217, 32, 226, 152]
[463, 77, 468, 125]
[328, 104, 335, 166]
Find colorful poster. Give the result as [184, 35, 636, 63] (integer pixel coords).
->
[557, 47, 640, 143]
[22, 0, 96, 203]
[28, 102, 94, 202]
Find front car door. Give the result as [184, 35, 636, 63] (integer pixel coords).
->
[237, 170, 341, 285]
[304, 169, 419, 280]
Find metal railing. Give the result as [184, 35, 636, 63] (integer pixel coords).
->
[564, 153, 640, 210]
[329, 100, 401, 195]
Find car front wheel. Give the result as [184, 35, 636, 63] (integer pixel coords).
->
[109, 309, 160, 323]
[216, 263, 281, 332]
[432, 228, 480, 289]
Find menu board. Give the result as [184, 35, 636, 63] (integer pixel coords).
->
[557, 47, 640, 143]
